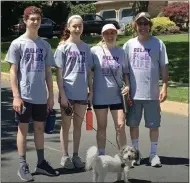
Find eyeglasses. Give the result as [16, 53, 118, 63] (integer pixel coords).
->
[137, 22, 149, 26]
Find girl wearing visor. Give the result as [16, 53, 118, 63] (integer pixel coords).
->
[91, 24, 130, 155]
[54, 15, 93, 169]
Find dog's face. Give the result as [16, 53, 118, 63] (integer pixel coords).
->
[120, 146, 139, 161]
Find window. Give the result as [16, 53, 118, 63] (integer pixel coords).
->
[95, 15, 103, 21]
[119, 8, 134, 25]
[121, 8, 133, 18]
[101, 10, 116, 20]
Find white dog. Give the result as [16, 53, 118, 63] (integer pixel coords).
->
[85, 145, 139, 182]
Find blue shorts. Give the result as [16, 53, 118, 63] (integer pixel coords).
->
[126, 100, 161, 128]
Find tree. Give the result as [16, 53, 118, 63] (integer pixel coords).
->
[162, 2, 189, 29]
[1, 1, 50, 37]
[44, 1, 71, 24]
[1, 1, 72, 37]
[132, 1, 149, 16]
[69, 3, 96, 16]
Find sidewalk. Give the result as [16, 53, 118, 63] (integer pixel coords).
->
[1, 72, 188, 116]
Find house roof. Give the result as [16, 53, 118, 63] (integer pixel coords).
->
[93, 1, 128, 5]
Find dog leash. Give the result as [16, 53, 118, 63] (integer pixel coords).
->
[75, 111, 118, 149]
[62, 105, 118, 150]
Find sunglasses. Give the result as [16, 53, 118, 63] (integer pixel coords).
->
[137, 22, 149, 26]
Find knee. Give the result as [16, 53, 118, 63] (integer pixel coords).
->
[34, 124, 44, 133]
[130, 127, 139, 132]
[150, 128, 159, 132]
[97, 124, 107, 132]
[115, 123, 125, 134]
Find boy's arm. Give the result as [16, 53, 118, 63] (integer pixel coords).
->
[10, 64, 23, 113]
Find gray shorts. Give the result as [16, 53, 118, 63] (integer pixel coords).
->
[126, 100, 161, 128]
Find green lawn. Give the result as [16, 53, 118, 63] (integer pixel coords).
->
[1, 34, 189, 103]
[1, 33, 188, 60]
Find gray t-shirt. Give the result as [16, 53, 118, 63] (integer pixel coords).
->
[5, 35, 54, 104]
[91, 45, 129, 105]
[54, 41, 93, 100]
[123, 36, 168, 100]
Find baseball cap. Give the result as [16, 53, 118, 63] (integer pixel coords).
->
[101, 24, 117, 33]
[134, 12, 151, 22]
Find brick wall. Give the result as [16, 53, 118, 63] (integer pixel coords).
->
[148, 1, 168, 17]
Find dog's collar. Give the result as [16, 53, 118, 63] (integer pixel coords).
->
[121, 163, 126, 168]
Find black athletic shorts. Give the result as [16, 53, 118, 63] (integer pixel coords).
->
[93, 103, 123, 110]
[15, 101, 47, 123]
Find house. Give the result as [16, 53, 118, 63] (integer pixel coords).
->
[93, 1, 168, 24]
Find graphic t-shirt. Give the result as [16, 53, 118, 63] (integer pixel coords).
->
[54, 41, 93, 100]
[123, 36, 168, 100]
[91, 45, 129, 105]
[5, 35, 54, 104]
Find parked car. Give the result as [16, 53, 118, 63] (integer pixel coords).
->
[61, 14, 120, 35]
[12, 17, 62, 39]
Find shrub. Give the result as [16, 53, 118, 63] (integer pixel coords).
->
[124, 24, 134, 36]
[162, 2, 189, 28]
[151, 17, 179, 35]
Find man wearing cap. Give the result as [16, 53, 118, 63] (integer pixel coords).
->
[5, 6, 58, 181]
[123, 12, 168, 167]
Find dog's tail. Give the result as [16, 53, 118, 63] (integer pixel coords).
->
[85, 146, 98, 171]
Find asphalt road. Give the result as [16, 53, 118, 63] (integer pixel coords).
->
[1, 80, 189, 182]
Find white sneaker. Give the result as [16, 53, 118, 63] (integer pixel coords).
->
[72, 156, 85, 169]
[131, 150, 142, 167]
[149, 154, 162, 167]
[60, 156, 75, 169]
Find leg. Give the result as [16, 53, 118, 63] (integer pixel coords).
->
[92, 169, 98, 182]
[59, 106, 75, 169]
[33, 104, 58, 175]
[117, 172, 122, 181]
[16, 102, 34, 181]
[60, 106, 72, 155]
[32, 104, 47, 165]
[144, 100, 161, 167]
[17, 123, 29, 164]
[94, 105, 108, 155]
[126, 100, 143, 165]
[97, 170, 107, 182]
[71, 102, 87, 168]
[110, 103, 127, 149]
[123, 166, 130, 183]
[72, 103, 87, 154]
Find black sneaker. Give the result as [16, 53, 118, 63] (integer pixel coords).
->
[35, 160, 59, 176]
[17, 163, 34, 182]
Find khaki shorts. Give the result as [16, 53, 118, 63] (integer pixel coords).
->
[126, 100, 161, 128]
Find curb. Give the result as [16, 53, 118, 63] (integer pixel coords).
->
[1, 72, 188, 117]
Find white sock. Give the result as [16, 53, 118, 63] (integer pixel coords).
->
[150, 142, 158, 156]
[132, 139, 139, 149]
[99, 148, 105, 155]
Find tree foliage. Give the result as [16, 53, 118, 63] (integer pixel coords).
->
[132, 1, 149, 16]
[69, 3, 96, 16]
[1, 1, 71, 37]
[162, 2, 189, 26]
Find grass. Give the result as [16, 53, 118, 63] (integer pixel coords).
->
[166, 86, 188, 103]
[1, 33, 189, 103]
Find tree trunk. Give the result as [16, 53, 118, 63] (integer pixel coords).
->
[132, 1, 149, 16]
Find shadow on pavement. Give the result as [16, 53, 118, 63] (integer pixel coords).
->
[1, 87, 17, 154]
[32, 167, 85, 176]
[141, 156, 189, 166]
[114, 179, 151, 183]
